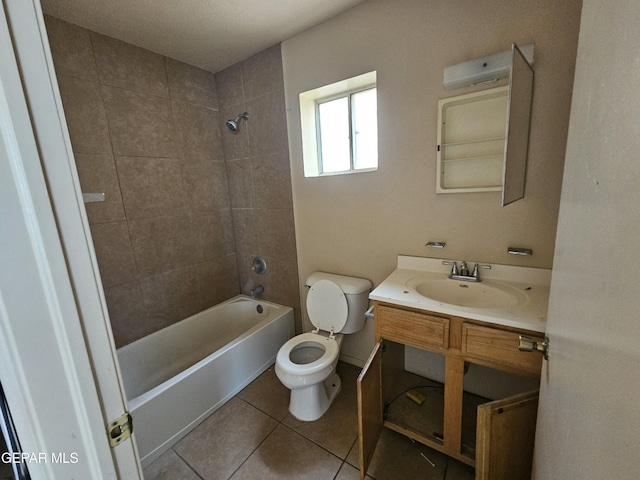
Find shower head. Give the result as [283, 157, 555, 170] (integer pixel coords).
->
[226, 112, 249, 131]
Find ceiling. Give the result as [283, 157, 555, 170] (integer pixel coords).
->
[40, 0, 368, 73]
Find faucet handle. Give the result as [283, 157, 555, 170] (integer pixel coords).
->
[442, 260, 458, 275]
[471, 263, 491, 278]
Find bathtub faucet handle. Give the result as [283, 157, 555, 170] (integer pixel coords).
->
[250, 285, 264, 298]
[251, 256, 267, 275]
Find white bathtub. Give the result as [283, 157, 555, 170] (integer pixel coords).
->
[116, 295, 294, 467]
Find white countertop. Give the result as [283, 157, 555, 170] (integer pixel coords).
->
[369, 255, 550, 333]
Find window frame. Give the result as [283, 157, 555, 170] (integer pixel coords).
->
[299, 71, 377, 178]
[314, 85, 377, 175]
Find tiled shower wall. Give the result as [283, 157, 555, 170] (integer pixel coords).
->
[215, 46, 300, 325]
[45, 16, 300, 347]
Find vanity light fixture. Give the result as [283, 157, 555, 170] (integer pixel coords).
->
[443, 43, 534, 89]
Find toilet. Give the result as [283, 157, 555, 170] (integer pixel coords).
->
[275, 272, 372, 421]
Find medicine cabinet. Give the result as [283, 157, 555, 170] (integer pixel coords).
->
[436, 44, 534, 206]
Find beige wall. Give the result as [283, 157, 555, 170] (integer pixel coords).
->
[46, 16, 300, 346]
[282, 0, 582, 361]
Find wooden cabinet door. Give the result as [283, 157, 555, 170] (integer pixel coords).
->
[357, 340, 384, 479]
[475, 390, 539, 480]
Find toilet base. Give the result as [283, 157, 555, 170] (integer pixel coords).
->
[288, 371, 342, 421]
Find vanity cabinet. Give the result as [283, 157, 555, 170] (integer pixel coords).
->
[357, 301, 543, 480]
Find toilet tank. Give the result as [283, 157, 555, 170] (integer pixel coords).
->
[305, 272, 372, 334]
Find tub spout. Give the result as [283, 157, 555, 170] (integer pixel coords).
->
[250, 285, 264, 298]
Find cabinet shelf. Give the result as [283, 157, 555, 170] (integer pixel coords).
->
[437, 86, 508, 194]
[441, 154, 505, 164]
[440, 136, 506, 148]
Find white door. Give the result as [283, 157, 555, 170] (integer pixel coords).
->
[533, 1, 640, 478]
[0, 0, 142, 477]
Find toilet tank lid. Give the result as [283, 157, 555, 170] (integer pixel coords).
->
[305, 272, 372, 295]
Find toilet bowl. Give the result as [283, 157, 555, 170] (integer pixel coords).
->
[275, 332, 343, 421]
[275, 272, 372, 421]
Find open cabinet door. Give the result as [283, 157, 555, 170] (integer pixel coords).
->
[475, 390, 538, 480]
[357, 340, 384, 479]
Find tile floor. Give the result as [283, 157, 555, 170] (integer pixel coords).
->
[143, 362, 475, 480]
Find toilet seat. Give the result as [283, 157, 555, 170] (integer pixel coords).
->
[276, 332, 339, 376]
[307, 279, 348, 334]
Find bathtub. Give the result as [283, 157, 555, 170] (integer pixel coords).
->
[116, 295, 294, 467]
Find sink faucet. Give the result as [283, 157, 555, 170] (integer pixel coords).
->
[459, 261, 470, 276]
[250, 285, 264, 297]
[442, 261, 491, 282]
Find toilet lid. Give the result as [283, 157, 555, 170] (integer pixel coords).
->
[307, 279, 348, 333]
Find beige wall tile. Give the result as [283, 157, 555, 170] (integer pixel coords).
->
[172, 100, 223, 160]
[242, 44, 283, 100]
[91, 32, 169, 98]
[48, 20, 296, 344]
[253, 151, 293, 209]
[102, 85, 181, 157]
[74, 153, 126, 224]
[230, 209, 259, 257]
[215, 62, 244, 108]
[246, 90, 288, 156]
[189, 211, 236, 261]
[195, 256, 240, 308]
[256, 208, 296, 260]
[216, 46, 300, 324]
[165, 58, 218, 109]
[139, 266, 201, 325]
[56, 74, 112, 154]
[128, 214, 199, 275]
[116, 156, 186, 219]
[251, 256, 300, 313]
[181, 159, 230, 212]
[44, 15, 98, 82]
[225, 158, 254, 208]
[90, 221, 138, 288]
[104, 281, 152, 347]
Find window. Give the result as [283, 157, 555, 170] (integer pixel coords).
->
[300, 71, 378, 177]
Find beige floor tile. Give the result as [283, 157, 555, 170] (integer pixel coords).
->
[336, 361, 361, 393]
[174, 397, 277, 480]
[356, 428, 448, 480]
[444, 458, 475, 480]
[143, 449, 200, 480]
[230, 424, 342, 480]
[237, 365, 290, 421]
[335, 461, 375, 480]
[282, 381, 359, 459]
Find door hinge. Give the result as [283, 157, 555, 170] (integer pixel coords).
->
[107, 412, 133, 447]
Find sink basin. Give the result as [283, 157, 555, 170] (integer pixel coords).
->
[406, 275, 528, 309]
